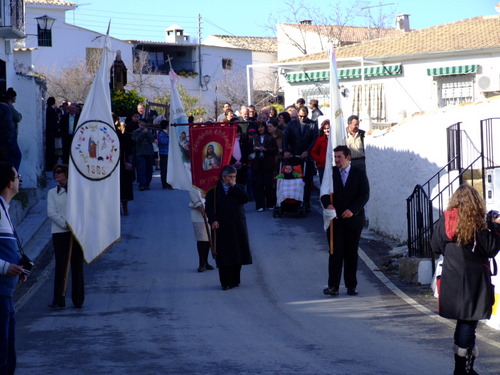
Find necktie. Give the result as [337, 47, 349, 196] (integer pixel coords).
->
[340, 169, 348, 186]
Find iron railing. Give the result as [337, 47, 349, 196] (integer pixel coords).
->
[406, 121, 485, 268]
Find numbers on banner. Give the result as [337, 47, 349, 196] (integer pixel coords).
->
[87, 164, 107, 176]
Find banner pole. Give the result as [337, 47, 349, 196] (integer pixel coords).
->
[329, 193, 334, 255]
[62, 234, 74, 297]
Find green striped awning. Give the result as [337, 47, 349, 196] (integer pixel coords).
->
[426, 65, 478, 76]
[285, 64, 402, 83]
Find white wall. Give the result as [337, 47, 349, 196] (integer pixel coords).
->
[366, 96, 500, 241]
[281, 52, 500, 125]
[11, 74, 45, 189]
[22, 7, 133, 85]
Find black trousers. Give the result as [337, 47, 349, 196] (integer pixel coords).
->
[159, 154, 168, 187]
[218, 265, 242, 288]
[52, 232, 85, 307]
[253, 169, 275, 209]
[325, 216, 364, 289]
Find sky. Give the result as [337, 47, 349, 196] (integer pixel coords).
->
[66, 0, 499, 42]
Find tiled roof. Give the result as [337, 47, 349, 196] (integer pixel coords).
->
[26, 0, 76, 6]
[280, 16, 500, 63]
[280, 23, 403, 45]
[210, 35, 277, 53]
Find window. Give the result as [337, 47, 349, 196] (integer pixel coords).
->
[351, 83, 386, 123]
[37, 25, 52, 47]
[222, 58, 232, 70]
[437, 75, 474, 107]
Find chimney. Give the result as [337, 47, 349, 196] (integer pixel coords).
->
[395, 14, 410, 32]
[299, 20, 312, 25]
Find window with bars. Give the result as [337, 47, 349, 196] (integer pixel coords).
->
[37, 25, 52, 47]
[437, 75, 474, 107]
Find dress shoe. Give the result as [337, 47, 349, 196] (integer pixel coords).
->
[347, 288, 358, 296]
[323, 287, 339, 296]
[205, 264, 214, 270]
[197, 266, 206, 273]
[48, 303, 65, 309]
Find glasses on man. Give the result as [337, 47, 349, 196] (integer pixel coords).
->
[299, 115, 307, 118]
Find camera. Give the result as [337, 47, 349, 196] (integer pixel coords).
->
[19, 254, 34, 275]
[487, 210, 499, 222]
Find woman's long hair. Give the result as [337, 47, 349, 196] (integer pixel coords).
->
[447, 184, 487, 244]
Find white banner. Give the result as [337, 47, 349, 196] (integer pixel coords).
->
[320, 47, 346, 229]
[66, 31, 121, 263]
[166, 70, 195, 192]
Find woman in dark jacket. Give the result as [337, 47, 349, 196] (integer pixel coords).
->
[431, 184, 500, 374]
[252, 122, 278, 211]
[206, 165, 252, 290]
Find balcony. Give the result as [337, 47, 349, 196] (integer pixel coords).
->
[0, 0, 25, 39]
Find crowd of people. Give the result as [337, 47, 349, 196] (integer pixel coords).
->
[2, 92, 499, 374]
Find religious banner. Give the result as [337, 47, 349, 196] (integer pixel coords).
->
[189, 124, 237, 192]
[66, 28, 121, 264]
[166, 70, 193, 191]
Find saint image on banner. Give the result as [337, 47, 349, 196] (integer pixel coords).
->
[202, 142, 222, 170]
[178, 130, 190, 163]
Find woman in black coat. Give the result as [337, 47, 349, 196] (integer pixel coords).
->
[206, 165, 252, 290]
[431, 184, 500, 374]
[252, 122, 278, 211]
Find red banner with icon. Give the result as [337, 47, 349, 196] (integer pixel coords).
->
[189, 123, 237, 192]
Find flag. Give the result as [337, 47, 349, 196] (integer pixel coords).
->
[66, 26, 121, 263]
[166, 70, 194, 191]
[320, 47, 346, 230]
[190, 124, 236, 192]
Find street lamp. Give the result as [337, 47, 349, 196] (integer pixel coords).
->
[35, 15, 56, 31]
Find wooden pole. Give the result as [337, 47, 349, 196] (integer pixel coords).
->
[329, 193, 334, 255]
[203, 213, 216, 258]
[62, 234, 74, 297]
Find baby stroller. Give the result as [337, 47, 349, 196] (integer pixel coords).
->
[273, 156, 307, 217]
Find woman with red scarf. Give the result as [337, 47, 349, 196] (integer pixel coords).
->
[431, 184, 500, 374]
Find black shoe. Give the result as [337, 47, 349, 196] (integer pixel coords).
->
[347, 288, 358, 296]
[48, 303, 65, 309]
[205, 264, 214, 270]
[197, 266, 206, 273]
[221, 285, 230, 290]
[323, 287, 339, 296]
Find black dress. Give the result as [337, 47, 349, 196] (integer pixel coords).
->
[205, 181, 252, 288]
[116, 126, 134, 202]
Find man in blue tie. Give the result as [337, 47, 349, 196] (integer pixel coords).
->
[321, 145, 369, 297]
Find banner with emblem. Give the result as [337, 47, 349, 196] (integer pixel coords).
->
[66, 29, 121, 263]
[189, 124, 236, 192]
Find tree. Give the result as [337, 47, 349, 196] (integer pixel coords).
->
[40, 62, 94, 103]
[267, 0, 396, 57]
[126, 49, 167, 98]
[154, 84, 206, 120]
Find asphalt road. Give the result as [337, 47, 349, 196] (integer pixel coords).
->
[12, 173, 500, 374]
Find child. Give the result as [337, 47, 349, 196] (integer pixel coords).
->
[275, 164, 302, 180]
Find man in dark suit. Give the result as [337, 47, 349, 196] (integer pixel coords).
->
[58, 103, 79, 164]
[282, 106, 318, 209]
[321, 145, 369, 297]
